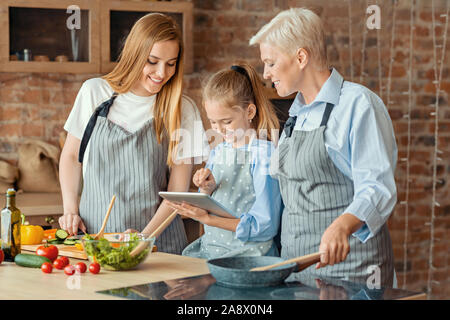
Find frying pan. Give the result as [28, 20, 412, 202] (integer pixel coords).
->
[207, 252, 321, 288]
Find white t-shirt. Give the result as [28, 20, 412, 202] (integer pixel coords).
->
[64, 77, 210, 176]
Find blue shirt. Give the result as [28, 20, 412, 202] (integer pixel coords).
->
[279, 68, 398, 243]
[205, 139, 282, 242]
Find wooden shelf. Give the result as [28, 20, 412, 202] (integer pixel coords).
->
[0, 0, 193, 74]
[100, 0, 193, 74]
[0, 0, 100, 73]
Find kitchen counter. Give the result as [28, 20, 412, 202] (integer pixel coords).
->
[0, 251, 426, 300]
[0, 252, 210, 300]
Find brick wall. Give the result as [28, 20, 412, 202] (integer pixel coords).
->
[0, 0, 448, 299]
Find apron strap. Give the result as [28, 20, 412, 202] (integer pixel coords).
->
[320, 102, 334, 127]
[78, 93, 118, 163]
[284, 102, 334, 138]
[283, 115, 297, 138]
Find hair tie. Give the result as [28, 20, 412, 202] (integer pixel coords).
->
[231, 65, 251, 82]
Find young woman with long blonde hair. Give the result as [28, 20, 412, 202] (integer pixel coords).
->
[59, 13, 209, 254]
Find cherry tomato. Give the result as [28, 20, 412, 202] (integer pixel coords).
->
[41, 262, 53, 273]
[89, 262, 100, 274]
[0, 249, 4, 264]
[64, 265, 75, 276]
[59, 256, 70, 267]
[75, 262, 87, 273]
[36, 244, 59, 262]
[53, 258, 65, 270]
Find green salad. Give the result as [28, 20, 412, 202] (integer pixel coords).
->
[82, 233, 151, 271]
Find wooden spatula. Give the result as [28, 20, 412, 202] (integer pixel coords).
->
[129, 210, 178, 257]
[93, 195, 116, 240]
[250, 252, 321, 272]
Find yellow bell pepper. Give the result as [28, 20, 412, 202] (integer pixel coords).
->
[20, 225, 44, 245]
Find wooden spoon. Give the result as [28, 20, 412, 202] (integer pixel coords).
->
[93, 195, 116, 240]
[129, 210, 178, 257]
[250, 252, 321, 272]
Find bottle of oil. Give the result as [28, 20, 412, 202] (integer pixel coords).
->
[1, 189, 21, 261]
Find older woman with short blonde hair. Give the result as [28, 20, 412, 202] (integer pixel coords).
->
[250, 8, 397, 286]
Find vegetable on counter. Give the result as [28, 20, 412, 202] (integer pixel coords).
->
[0, 249, 4, 264]
[41, 262, 53, 273]
[55, 229, 69, 241]
[21, 225, 44, 245]
[59, 256, 69, 267]
[36, 244, 59, 262]
[64, 265, 75, 276]
[75, 262, 87, 273]
[89, 262, 100, 274]
[43, 229, 57, 240]
[53, 258, 65, 270]
[15, 253, 51, 268]
[20, 215, 44, 245]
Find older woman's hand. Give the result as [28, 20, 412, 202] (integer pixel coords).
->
[316, 213, 363, 269]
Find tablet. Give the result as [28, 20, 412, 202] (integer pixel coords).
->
[159, 192, 235, 219]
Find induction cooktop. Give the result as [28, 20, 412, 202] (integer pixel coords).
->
[96, 273, 423, 300]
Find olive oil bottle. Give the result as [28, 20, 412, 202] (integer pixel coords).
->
[1, 189, 21, 261]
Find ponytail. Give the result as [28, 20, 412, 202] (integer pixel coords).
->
[203, 62, 280, 142]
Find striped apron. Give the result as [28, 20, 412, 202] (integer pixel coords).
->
[77, 94, 188, 254]
[271, 102, 394, 286]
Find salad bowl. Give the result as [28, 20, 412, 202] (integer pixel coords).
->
[81, 233, 155, 271]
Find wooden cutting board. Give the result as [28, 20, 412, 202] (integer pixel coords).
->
[21, 243, 88, 260]
[20, 234, 121, 260]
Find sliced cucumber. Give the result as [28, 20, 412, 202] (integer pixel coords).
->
[48, 238, 64, 245]
[63, 239, 77, 245]
[55, 229, 69, 241]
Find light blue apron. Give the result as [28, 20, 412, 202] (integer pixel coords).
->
[182, 143, 275, 259]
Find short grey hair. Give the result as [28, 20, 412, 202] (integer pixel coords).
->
[249, 8, 328, 70]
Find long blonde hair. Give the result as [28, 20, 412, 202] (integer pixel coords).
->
[103, 13, 184, 166]
[203, 62, 280, 142]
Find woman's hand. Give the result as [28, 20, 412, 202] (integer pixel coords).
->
[316, 213, 363, 269]
[315, 279, 348, 300]
[193, 168, 216, 195]
[58, 213, 86, 236]
[166, 201, 210, 224]
[163, 275, 215, 300]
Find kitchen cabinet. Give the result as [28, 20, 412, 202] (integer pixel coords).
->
[0, 0, 193, 74]
[100, 0, 193, 74]
[0, 0, 100, 73]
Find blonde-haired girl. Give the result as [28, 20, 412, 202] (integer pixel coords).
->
[167, 62, 283, 259]
[59, 13, 209, 254]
